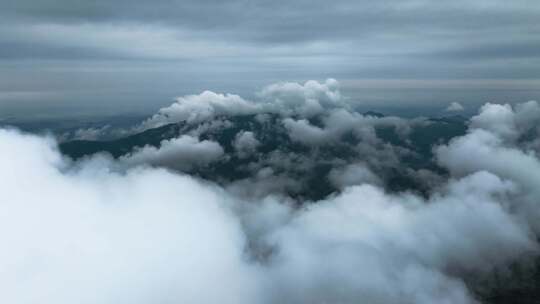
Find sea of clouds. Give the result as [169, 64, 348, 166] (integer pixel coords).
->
[2, 79, 540, 303]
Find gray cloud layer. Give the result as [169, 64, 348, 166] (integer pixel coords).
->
[2, 1, 539, 56]
[1, 1, 539, 118]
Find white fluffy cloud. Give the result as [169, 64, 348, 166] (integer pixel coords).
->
[234, 131, 260, 158]
[437, 101, 540, 229]
[469, 101, 540, 142]
[470, 103, 518, 140]
[257, 78, 344, 117]
[138, 79, 345, 131]
[328, 163, 383, 188]
[445, 102, 465, 112]
[0, 129, 258, 304]
[282, 108, 410, 147]
[282, 118, 329, 146]
[3, 100, 540, 303]
[71, 79, 415, 144]
[120, 135, 224, 170]
[264, 173, 534, 304]
[140, 91, 259, 129]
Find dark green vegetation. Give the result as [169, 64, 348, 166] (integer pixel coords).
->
[60, 113, 468, 200]
[1, 115, 146, 138]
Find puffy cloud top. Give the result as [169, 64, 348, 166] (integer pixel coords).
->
[121, 135, 224, 170]
[470, 100, 540, 142]
[139, 79, 344, 131]
[445, 102, 465, 112]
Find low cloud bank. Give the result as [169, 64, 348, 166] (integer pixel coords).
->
[446, 102, 465, 112]
[138, 79, 343, 131]
[2, 99, 540, 303]
[120, 135, 224, 170]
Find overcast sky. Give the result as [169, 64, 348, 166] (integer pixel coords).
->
[1, 0, 539, 119]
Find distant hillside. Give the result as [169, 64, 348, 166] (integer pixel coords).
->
[60, 113, 468, 200]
